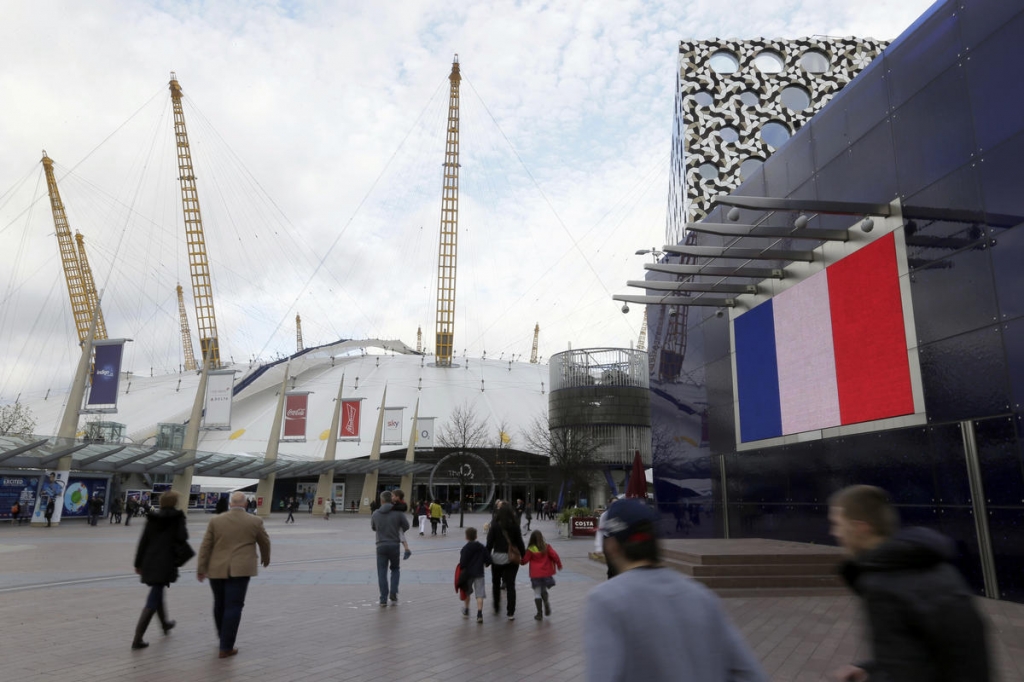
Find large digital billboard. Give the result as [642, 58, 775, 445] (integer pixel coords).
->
[732, 228, 924, 446]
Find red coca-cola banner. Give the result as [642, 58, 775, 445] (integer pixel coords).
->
[339, 399, 361, 439]
[283, 393, 308, 438]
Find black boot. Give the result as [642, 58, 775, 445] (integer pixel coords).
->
[156, 604, 175, 634]
[542, 592, 551, 616]
[132, 608, 155, 649]
[534, 598, 543, 621]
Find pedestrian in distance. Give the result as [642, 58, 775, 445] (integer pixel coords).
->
[584, 498, 766, 682]
[457, 526, 491, 623]
[44, 497, 55, 527]
[441, 513, 449, 536]
[391, 489, 413, 560]
[523, 503, 532, 532]
[417, 500, 429, 536]
[285, 497, 296, 524]
[214, 495, 228, 514]
[370, 490, 410, 606]
[486, 504, 526, 620]
[197, 491, 271, 659]
[131, 490, 193, 650]
[307, 498, 313, 514]
[828, 485, 990, 682]
[88, 494, 103, 526]
[323, 499, 331, 520]
[125, 496, 139, 526]
[429, 499, 443, 535]
[10, 501, 20, 525]
[522, 529, 561, 621]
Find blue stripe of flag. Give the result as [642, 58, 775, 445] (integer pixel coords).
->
[735, 300, 783, 442]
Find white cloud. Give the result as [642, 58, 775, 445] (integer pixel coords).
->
[0, 0, 934, 400]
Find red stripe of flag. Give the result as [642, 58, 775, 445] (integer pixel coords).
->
[826, 233, 915, 425]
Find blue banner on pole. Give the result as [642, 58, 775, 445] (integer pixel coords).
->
[88, 342, 124, 406]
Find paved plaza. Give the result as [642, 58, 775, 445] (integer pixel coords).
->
[2, 512, 1021, 681]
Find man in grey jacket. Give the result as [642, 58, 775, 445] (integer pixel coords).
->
[370, 491, 410, 606]
[584, 499, 766, 682]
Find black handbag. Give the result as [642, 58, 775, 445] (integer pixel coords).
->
[174, 541, 196, 568]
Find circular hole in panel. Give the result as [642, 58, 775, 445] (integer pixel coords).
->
[753, 51, 785, 73]
[799, 50, 830, 73]
[693, 91, 714, 106]
[781, 85, 811, 111]
[718, 126, 739, 143]
[738, 91, 759, 107]
[698, 163, 720, 180]
[709, 51, 740, 74]
[740, 158, 764, 181]
[760, 121, 791, 149]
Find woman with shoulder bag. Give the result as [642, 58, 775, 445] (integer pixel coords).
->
[485, 505, 526, 620]
[131, 490, 193, 649]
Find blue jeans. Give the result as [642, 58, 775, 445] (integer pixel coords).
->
[210, 577, 250, 652]
[144, 584, 165, 610]
[376, 543, 401, 603]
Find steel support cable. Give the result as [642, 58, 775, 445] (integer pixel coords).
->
[182, 96, 370, 343]
[0, 88, 165, 241]
[461, 77, 640, 345]
[250, 78, 450, 360]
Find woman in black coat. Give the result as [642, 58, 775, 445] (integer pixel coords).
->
[486, 505, 527, 620]
[131, 490, 190, 649]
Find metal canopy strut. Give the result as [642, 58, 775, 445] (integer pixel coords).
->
[434, 56, 461, 367]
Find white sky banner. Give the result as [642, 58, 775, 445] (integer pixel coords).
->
[416, 417, 435, 449]
[383, 407, 403, 445]
[203, 370, 235, 430]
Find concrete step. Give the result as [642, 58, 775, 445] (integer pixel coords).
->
[691, 574, 844, 589]
[664, 559, 840, 577]
[662, 547, 842, 566]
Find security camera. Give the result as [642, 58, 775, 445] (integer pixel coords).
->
[621, 303, 630, 314]
[715, 309, 725, 318]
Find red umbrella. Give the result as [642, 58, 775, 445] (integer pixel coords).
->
[625, 450, 647, 499]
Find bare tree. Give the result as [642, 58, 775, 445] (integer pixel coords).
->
[0, 402, 36, 436]
[524, 414, 601, 508]
[493, 417, 513, 501]
[437, 403, 490, 527]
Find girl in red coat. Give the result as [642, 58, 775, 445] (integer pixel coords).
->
[521, 530, 562, 621]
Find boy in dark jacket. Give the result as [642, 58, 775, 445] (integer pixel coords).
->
[458, 527, 491, 623]
[829, 485, 990, 682]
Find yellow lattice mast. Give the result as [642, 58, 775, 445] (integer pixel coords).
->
[42, 152, 93, 345]
[296, 313, 304, 352]
[416, 325, 422, 353]
[434, 56, 461, 367]
[637, 309, 648, 351]
[530, 323, 540, 364]
[176, 284, 197, 372]
[74, 231, 108, 340]
[169, 72, 221, 368]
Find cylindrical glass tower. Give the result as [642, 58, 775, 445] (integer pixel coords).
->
[548, 348, 651, 466]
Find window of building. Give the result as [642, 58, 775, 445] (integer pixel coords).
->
[781, 85, 812, 112]
[754, 51, 785, 74]
[709, 51, 740, 74]
[760, 121, 791, 149]
[799, 50, 830, 73]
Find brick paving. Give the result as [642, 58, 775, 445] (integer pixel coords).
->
[1, 513, 1020, 681]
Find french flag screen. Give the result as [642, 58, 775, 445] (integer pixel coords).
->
[734, 232, 915, 443]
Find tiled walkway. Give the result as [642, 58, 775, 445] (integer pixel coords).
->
[2, 513, 1020, 681]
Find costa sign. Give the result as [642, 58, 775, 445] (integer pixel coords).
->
[571, 516, 599, 537]
[283, 393, 309, 439]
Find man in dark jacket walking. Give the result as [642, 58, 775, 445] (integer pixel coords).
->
[829, 485, 989, 682]
[371, 491, 410, 606]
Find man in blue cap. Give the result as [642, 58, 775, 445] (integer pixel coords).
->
[583, 498, 766, 682]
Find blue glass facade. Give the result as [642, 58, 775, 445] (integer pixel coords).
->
[652, 0, 1024, 602]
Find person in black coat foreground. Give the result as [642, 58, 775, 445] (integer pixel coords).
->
[829, 485, 989, 682]
[485, 505, 526, 620]
[132, 490, 193, 649]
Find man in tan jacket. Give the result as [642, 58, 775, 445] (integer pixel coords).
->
[197, 491, 271, 658]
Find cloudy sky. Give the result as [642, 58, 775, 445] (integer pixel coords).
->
[0, 0, 934, 402]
